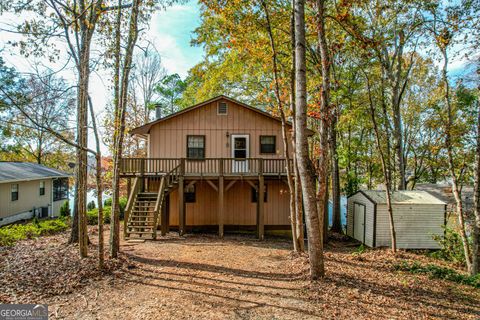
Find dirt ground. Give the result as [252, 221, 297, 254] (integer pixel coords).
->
[1, 228, 479, 319]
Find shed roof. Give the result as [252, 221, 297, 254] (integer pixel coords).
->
[352, 190, 446, 205]
[0, 162, 71, 183]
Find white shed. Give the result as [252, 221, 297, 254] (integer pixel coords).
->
[346, 190, 446, 249]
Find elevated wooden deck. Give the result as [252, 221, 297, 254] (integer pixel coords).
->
[120, 158, 292, 178]
[121, 158, 292, 241]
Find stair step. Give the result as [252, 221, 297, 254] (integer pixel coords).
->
[128, 222, 155, 226]
[130, 216, 155, 219]
[127, 231, 155, 234]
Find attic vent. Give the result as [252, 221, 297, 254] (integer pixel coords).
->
[217, 102, 228, 115]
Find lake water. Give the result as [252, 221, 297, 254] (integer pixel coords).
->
[328, 196, 347, 228]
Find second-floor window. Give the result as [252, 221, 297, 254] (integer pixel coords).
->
[39, 181, 45, 196]
[260, 135, 276, 154]
[187, 135, 205, 159]
[11, 184, 19, 201]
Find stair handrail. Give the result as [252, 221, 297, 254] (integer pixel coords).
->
[153, 164, 181, 239]
[124, 177, 140, 239]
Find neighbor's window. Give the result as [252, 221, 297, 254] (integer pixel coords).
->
[251, 184, 268, 203]
[39, 181, 45, 196]
[11, 184, 19, 201]
[185, 184, 196, 203]
[260, 135, 276, 154]
[187, 135, 205, 159]
[53, 178, 69, 201]
[217, 101, 228, 115]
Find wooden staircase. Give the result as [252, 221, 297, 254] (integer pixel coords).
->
[124, 165, 181, 240]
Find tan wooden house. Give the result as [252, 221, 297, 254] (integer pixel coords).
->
[122, 95, 300, 240]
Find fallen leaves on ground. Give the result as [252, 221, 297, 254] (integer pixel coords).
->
[0, 228, 479, 319]
[0, 227, 127, 304]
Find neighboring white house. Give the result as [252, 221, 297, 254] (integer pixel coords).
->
[0, 162, 71, 226]
[347, 190, 446, 249]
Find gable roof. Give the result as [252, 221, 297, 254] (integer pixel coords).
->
[131, 95, 313, 135]
[0, 162, 71, 183]
[350, 190, 446, 205]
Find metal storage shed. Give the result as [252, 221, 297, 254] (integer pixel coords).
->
[346, 190, 446, 249]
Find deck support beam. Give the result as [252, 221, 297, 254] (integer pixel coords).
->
[218, 159, 224, 238]
[257, 160, 265, 240]
[178, 176, 185, 236]
[161, 193, 169, 236]
[218, 176, 224, 238]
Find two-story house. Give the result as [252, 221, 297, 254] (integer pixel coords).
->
[121, 95, 300, 240]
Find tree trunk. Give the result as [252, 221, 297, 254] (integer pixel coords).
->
[77, 31, 94, 258]
[88, 97, 104, 269]
[290, 1, 304, 253]
[315, 0, 330, 245]
[294, 157, 305, 251]
[330, 110, 342, 233]
[472, 101, 480, 275]
[365, 73, 397, 252]
[261, 0, 298, 252]
[294, 0, 324, 279]
[111, 0, 142, 257]
[110, 0, 124, 258]
[441, 49, 472, 271]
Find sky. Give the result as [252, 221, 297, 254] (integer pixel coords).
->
[0, 1, 204, 155]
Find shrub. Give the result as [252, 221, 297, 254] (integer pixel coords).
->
[87, 200, 96, 210]
[431, 226, 469, 266]
[352, 244, 366, 255]
[86, 206, 112, 225]
[100, 197, 127, 220]
[0, 219, 68, 247]
[394, 261, 480, 288]
[60, 201, 71, 217]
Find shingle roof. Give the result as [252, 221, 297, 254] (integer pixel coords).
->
[353, 190, 446, 205]
[0, 162, 71, 183]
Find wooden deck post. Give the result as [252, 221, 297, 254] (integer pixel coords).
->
[178, 177, 185, 236]
[179, 158, 185, 235]
[161, 192, 168, 236]
[218, 158, 224, 238]
[257, 159, 265, 240]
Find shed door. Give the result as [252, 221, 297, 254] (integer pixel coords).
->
[353, 203, 366, 243]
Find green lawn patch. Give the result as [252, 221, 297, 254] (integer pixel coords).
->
[0, 218, 69, 247]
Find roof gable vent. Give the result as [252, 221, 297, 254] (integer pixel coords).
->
[217, 102, 228, 115]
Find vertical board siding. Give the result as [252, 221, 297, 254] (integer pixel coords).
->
[375, 204, 443, 249]
[149, 99, 292, 159]
[167, 180, 290, 226]
[346, 193, 375, 246]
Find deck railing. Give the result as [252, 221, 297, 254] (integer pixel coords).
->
[120, 158, 292, 177]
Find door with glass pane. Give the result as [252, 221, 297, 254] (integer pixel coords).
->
[231, 135, 249, 173]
